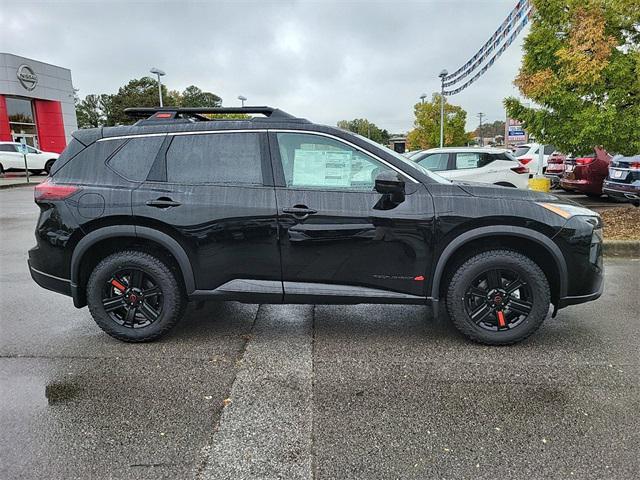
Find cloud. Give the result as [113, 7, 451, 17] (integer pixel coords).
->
[1, 0, 528, 132]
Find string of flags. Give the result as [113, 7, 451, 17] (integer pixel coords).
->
[442, 0, 533, 96]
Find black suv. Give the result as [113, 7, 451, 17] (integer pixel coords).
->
[28, 107, 604, 345]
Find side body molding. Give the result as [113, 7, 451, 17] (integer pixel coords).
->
[70, 225, 196, 307]
[429, 225, 568, 302]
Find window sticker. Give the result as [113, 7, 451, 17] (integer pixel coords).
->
[292, 149, 353, 187]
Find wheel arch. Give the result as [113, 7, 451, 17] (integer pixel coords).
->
[430, 226, 568, 306]
[70, 225, 195, 307]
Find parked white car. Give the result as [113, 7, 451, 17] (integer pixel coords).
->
[0, 142, 59, 175]
[513, 143, 556, 175]
[411, 147, 530, 189]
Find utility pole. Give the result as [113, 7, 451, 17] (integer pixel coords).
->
[438, 69, 448, 148]
[477, 112, 485, 146]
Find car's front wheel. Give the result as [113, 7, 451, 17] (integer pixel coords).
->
[445, 249, 550, 345]
[86, 250, 186, 342]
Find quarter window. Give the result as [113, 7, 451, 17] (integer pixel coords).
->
[108, 136, 165, 181]
[166, 133, 263, 185]
[276, 133, 391, 190]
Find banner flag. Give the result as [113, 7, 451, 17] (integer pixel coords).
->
[444, 0, 530, 86]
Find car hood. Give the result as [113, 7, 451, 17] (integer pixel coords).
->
[452, 180, 580, 205]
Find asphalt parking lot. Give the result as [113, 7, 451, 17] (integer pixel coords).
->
[1, 186, 638, 479]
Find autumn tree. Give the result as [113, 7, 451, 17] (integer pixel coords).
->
[406, 93, 469, 150]
[505, 0, 640, 155]
[336, 118, 391, 145]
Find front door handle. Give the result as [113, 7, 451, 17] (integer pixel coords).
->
[146, 197, 181, 208]
[282, 205, 317, 218]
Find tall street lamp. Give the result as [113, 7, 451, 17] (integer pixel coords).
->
[438, 69, 448, 148]
[419, 93, 427, 104]
[150, 67, 166, 107]
[238, 95, 247, 107]
[477, 112, 485, 146]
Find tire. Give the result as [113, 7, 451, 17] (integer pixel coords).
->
[445, 249, 550, 345]
[586, 192, 602, 198]
[0, 163, 4, 175]
[86, 250, 186, 342]
[45, 159, 55, 175]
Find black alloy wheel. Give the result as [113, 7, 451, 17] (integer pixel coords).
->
[102, 268, 163, 328]
[86, 250, 185, 342]
[445, 249, 550, 345]
[463, 268, 533, 332]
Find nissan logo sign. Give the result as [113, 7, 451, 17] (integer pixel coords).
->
[17, 65, 38, 91]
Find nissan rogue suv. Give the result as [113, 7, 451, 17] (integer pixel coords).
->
[28, 107, 604, 345]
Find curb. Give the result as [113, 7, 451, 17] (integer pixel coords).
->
[603, 240, 640, 258]
[0, 182, 39, 190]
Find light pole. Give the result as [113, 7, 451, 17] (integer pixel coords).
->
[477, 112, 485, 146]
[419, 93, 427, 104]
[238, 95, 247, 107]
[438, 69, 448, 148]
[150, 68, 166, 107]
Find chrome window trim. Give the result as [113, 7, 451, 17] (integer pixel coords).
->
[96, 128, 418, 183]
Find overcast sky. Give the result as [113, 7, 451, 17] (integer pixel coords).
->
[1, 0, 528, 132]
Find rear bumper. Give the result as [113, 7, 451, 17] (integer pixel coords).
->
[559, 178, 601, 194]
[544, 173, 562, 187]
[603, 181, 640, 200]
[28, 259, 72, 297]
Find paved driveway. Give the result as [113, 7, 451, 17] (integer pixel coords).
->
[1, 187, 638, 479]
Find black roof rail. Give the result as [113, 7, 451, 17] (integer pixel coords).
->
[124, 106, 296, 121]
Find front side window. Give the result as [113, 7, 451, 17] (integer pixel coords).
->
[276, 133, 392, 190]
[416, 153, 449, 171]
[166, 133, 262, 185]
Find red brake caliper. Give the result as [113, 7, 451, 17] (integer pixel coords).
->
[111, 279, 127, 292]
[497, 310, 506, 328]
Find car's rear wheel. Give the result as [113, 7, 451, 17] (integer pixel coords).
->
[86, 250, 185, 342]
[45, 159, 55, 175]
[445, 249, 550, 345]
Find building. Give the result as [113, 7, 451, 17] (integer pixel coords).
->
[388, 135, 407, 154]
[0, 53, 77, 153]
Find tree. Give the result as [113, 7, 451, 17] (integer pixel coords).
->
[406, 93, 470, 150]
[75, 79, 225, 127]
[336, 118, 391, 145]
[505, 0, 640, 155]
[473, 120, 505, 138]
[179, 85, 222, 107]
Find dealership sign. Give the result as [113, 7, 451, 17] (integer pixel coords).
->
[506, 118, 526, 142]
[17, 64, 38, 91]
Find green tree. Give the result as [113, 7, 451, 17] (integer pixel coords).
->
[75, 94, 117, 128]
[336, 118, 391, 145]
[107, 77, 180, 125]
[406, 93, 469, 150]
[505, 0, 640, 155]
[179, 85, 222, 107]
[474, 120, 505, 138]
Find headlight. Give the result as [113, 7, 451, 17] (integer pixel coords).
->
[537, 202, 599, 219]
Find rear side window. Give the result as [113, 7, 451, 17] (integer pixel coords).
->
[416, 153, 449, 171]
[166, 133, 262, 185]
[544, 145, 556, 155]
[454, 152, 493, 169]
[108, 136, 165, 181]
[0, 144, 17, 152]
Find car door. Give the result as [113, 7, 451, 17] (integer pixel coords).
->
[414, 152, 452, 179]
[269, 131, 435, 302]
[26, 145, 45, 170]
[0, 144, 24, 169]
[132, 130, 282, 300]
[444, 152, 493, 183]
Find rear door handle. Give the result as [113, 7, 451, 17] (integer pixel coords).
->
[282, 206, 317, 218]
[146, 198, 182, 208]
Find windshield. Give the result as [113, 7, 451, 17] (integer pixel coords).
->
[352, 134, 451, 184]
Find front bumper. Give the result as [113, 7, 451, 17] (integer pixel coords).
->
[558, 275, 604, 308]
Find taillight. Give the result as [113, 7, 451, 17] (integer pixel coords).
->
[575, 157, 595, 166]
[511, 164, 530, 174]
[548, 156, 563, 164]
[34, 179, 81, 202]
[519, 157, 532, 165]
[629, 162, 640, 170]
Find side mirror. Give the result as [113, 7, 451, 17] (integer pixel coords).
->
[375, 170, 405, 195]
